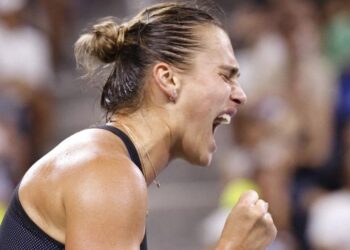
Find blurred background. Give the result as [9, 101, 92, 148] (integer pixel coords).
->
[0, 0, 349, 249]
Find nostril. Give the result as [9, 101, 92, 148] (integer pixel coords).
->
[233, 98, 242, 105]
[230, 87, 247, 105]
[232, 94, 247, 105]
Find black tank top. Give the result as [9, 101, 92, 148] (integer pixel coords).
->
[0, 125, 148, 250]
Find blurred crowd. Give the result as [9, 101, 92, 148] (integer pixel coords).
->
[0, 0, 349, 250]
[0, 0, 54, 219]
[203, 0, 350, 249]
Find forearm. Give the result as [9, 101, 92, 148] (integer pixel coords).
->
[214, 239, 241, 250]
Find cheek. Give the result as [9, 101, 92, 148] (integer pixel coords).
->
[198, 85, 229, 114]
[179, 75, 230, 128]
[183, 99, 213, 126]
[182, 93, 220, 150]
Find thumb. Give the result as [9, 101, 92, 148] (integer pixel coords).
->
[236, 190, 259, 207]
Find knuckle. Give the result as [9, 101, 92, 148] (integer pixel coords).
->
[238, 190, 259, 205]
[248, 207, 264, 221]
[256, 212, 274, 228]
[237, 201, 254, 212]
[245, 189, 258, 197]
[256, 199, 268, 212]
[263, 212, 273, 223]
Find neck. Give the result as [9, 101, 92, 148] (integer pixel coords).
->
[108, 109, 174, 186]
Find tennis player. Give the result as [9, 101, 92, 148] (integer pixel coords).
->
[0, 2, 276, 250]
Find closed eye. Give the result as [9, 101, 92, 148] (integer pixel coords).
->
[219, 65, 240, 78]
[220, 73, 234, 84]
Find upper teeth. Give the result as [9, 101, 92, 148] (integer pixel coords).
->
[216, 114, 231, 124]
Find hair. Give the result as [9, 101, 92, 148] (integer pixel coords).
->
[74, 2, 222, 116]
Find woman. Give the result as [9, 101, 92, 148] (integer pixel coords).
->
[0, 2, 276, 249]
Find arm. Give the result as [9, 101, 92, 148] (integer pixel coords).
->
[63, 156, 147, 250]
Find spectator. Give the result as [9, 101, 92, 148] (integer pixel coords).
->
[0, 0, 54, 206]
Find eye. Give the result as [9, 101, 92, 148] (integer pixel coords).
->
[220, 73, 232, 83]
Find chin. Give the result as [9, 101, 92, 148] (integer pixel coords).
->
[182, 137, 214, 166]
[189, 151, 213, 167]
[200, 153, 213, 166]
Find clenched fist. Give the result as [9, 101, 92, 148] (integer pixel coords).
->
[215, 190, 277, 250]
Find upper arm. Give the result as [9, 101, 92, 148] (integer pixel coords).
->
[64, 156, 147, 250]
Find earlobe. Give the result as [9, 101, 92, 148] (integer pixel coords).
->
[169, 89, 177, 102]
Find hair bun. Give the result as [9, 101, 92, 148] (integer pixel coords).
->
[91, 21, 123, 61]
[75, 19, 126, 73]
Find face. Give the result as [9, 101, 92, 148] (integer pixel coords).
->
[174, 25, 247, 166]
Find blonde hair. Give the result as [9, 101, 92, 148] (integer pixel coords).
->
[75, 2, 221, 115]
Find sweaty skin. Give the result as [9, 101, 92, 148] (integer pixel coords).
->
[19, 129, 147, 249]
[17, 25, 275, 250]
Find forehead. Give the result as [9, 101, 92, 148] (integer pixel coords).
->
[193, 25, 239, 70]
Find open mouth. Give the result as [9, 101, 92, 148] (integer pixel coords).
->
[212, 113, 232, 132]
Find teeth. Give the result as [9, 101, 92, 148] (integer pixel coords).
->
[215, 114, 231, 125]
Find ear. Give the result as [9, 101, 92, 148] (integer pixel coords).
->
[152, 62, 180, 102]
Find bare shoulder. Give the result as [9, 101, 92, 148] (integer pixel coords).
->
[60, 128, 148, 249]
[25, 127, 146, 190]
[19, 128, 147, 248]
[59, 127, 148, 208]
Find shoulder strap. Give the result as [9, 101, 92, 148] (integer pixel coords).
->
[94, 125, 148, 250]
[96, 125, 143, 173]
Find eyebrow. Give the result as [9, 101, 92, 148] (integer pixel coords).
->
[219, 65, 241, 78]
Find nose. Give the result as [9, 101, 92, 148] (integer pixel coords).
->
[231, 85, 247, 105]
